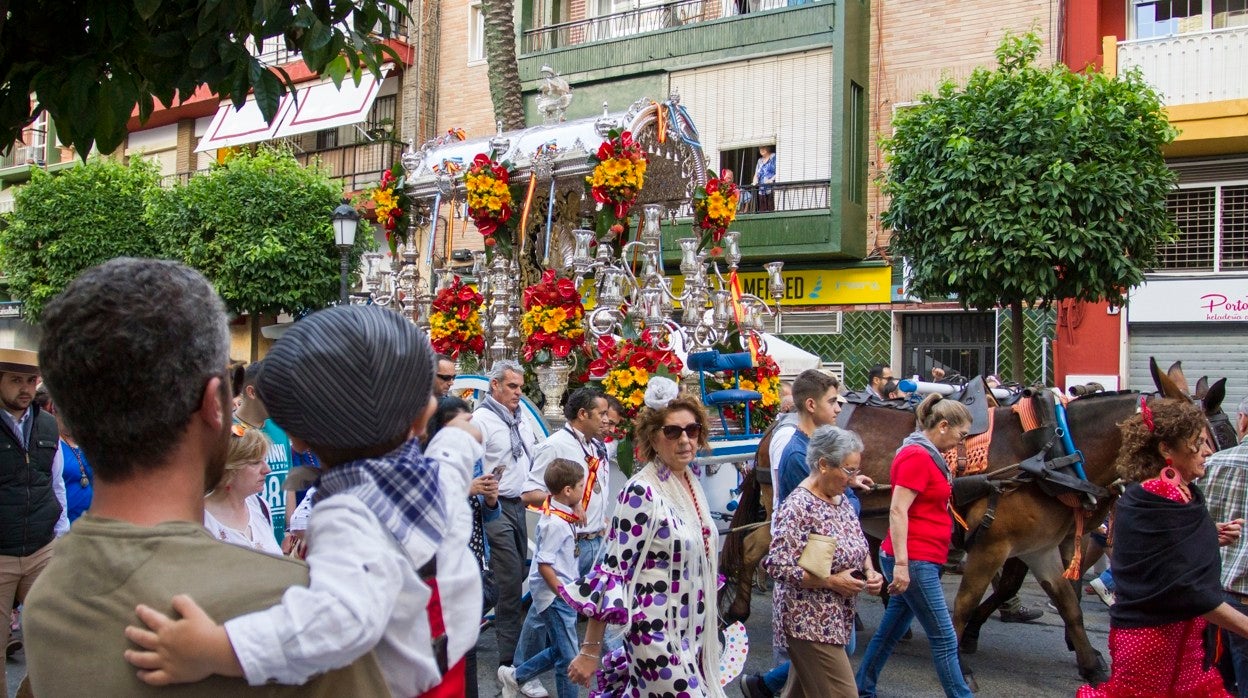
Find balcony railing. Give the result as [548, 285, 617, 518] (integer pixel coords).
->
[1118, 26, 1248, 104]
[672, 179, 830, 217]
[294, 140, 399, 191]
[522, 0, 816, 53]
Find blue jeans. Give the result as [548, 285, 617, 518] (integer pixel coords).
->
[515, 598, 579, 698]
[855, 555, 972, 698]
[577, 534, 603, 579]
[1225, 593, 1248, 697]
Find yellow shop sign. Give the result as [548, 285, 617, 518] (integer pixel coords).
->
[669, 266, 891, 306]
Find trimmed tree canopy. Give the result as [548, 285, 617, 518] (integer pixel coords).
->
[149, 146, 365, 317]
[0, 0, 407, 157]
[883, 31, 1178, 314]
[0, 158, 164, 321]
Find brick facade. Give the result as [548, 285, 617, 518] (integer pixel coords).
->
[866, 0, 1058, 254]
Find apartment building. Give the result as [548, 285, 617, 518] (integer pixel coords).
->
[433, 0, 1059, 386]
[1056, 0, 1248, 407]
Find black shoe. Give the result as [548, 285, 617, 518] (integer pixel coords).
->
[6, 636, 20, 659]
[740, 673, 774, 698]
[998, 605, 1044, 623]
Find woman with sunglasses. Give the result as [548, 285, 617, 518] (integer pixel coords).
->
[764, 425, 883, 696]
[204, 425, 280, 556]
[856, 393, 974, 698]
[566, 377, 728, 697]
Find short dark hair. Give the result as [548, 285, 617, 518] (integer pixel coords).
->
[604, 395, 625, 415]
[792, 369, 838, 414]
[544, 457, 584, 494]
[242, 360, 265, 390]
[426, 396, 471, 446]
[868, 364, 889, 384]
[39, 258, 230, 482]
[564, 386, 605, 422]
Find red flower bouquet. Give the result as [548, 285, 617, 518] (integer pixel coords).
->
[429, 276, 485, 359]
[520, 269, 587, 364]
[587, 130, 648, 224]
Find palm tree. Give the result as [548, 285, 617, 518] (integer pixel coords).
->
[481, 0, 526, 130]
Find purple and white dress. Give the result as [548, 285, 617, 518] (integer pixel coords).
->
[563, 461, 727, 698]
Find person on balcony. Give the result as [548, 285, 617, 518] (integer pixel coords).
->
[754, 146, 777, 212]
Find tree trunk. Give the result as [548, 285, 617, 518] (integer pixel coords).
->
[250, 313, 261, 363]
[1010, 300, 1025, 384]
[481, 0, 526, 131]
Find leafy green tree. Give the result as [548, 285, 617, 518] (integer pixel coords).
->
[149, 146, 367, 359]
[0, 157, 164, 321]
[0, 0, 407, 157]
[882, 32, 1178, 382]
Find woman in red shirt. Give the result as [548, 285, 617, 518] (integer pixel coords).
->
[855, 393, 973, 698]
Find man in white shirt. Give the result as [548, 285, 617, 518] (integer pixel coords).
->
[473, 360, 541, 672]
[522, 387, 611, 576]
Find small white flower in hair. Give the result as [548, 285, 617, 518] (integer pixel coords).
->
[644, 376, 680, 410]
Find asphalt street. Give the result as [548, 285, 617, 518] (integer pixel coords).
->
[6, 572, 1111, 697]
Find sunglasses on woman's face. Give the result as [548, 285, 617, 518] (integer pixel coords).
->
[661, 423, 703, 440]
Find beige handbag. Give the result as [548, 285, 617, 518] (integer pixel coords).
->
[798, 532, 838, 579]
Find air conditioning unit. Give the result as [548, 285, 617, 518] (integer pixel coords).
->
[822, 362, 845, 383]
[776, 311, 842, 335]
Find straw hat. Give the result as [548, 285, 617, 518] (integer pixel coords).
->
[0, 348, 38, 375]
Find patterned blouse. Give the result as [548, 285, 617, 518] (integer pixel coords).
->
[764, 486, 868, 648]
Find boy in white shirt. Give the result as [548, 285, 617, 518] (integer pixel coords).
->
[498, 458, 586, 698]
[121, 306, 483, 698]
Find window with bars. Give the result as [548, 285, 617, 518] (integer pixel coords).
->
[1154, 184, 1248, 272]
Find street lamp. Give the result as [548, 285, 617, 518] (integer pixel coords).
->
[331, 198, 359, 305]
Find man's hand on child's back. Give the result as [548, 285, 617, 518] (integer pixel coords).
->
[124, 594, 244, 685]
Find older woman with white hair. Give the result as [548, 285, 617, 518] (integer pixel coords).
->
[764, 425, 882, 697]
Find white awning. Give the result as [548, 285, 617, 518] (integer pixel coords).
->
[195, 66, 392, 153]
[275, 65, 391, 139]
[195, 96, 293, 152]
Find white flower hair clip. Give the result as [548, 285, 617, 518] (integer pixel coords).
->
[644, 376, 680, 410]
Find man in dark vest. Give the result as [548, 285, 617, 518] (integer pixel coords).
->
[0, 347, 66, 686]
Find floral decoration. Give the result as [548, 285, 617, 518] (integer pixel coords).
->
[366, 164, 412, 255]
[693, 170, 740, 253]
[520, 269, 587, 364]
[590, 335, 684, 440]
[711, 350, 781, 432]
[428, 275, 485, 359]
[587, 129, 648, 227]
[464, 153, 515, 252]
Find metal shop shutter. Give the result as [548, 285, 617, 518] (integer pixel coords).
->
[1127, 324, 1248, 412]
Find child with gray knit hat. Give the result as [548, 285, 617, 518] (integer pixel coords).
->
[123, 305, 485, 698]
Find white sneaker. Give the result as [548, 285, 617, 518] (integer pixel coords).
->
[497, 665, 521, 698]
[521, 678, 550, 697]
[1089, 578, 1116, 607]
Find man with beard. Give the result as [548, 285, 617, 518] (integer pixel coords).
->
[22, 258, 386, 697]
[0, 348, 68, 684]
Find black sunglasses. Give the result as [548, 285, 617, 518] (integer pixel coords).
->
[436, 373, 456, 382]
[661, 423, 703, 440]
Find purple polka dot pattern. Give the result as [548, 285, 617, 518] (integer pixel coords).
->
[564, 477, 721, 697]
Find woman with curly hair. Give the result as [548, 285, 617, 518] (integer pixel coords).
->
[1078, 397, 1248, 697]
[565, 377, 727, 697]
